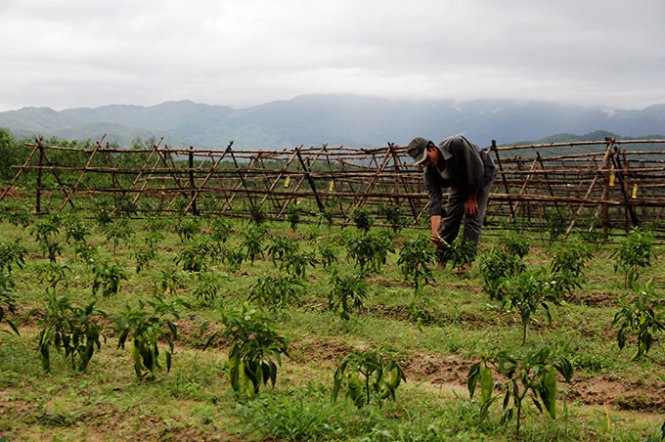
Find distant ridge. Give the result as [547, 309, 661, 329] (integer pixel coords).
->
[0, 95, 663, 149]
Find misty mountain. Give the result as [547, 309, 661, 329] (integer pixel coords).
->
[1, 95, 664, 149]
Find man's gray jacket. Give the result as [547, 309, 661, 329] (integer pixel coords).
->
[423, 135, 494, 217]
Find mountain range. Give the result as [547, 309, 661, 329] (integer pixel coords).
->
[1, 94, 664, 149]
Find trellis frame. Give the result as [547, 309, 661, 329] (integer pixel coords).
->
[2, 136, 665, 236]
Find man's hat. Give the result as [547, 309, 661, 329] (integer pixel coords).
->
[407, 137, 431, 166]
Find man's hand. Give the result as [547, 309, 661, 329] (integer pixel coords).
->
[430, 235, 449, 249]
[464, 196, 479, 217]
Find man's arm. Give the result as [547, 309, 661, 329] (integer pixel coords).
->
[430, 214, 441, 237]
[429, 215, 448, 248]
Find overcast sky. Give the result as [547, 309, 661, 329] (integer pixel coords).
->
[1, 0, 664, 111]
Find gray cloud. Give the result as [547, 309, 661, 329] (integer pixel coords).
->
[1, 0, 663, 111]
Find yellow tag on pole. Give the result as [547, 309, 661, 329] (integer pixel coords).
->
[284, 176, 291, 188]
[631, 184, 638, 199]
[609, 172, 615, 187]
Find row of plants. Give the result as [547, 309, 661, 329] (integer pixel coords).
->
[0, 206, 664, 440]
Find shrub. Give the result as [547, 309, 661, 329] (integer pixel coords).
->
[35, 262, 70, 293]
[0, 275, 19, 335]
[500, 269, 558, 345]
[351, 207, 372, 232]
[209, 217, 232, 243]
[193, 272, 227, 307]
[318, 243, 338, 269]
[63, 213, 90, 244]
[286, 206, 301, 231]
[92, 260, 128, 297]
[221, 303, 289, 397]
[397, 236, 436, 295]
[612, 227, 654, 289]
[175, 216, 201, 243]
[613, 279, 664, 360]
[243, 224, 266, 263]
[468, 347, 573, 438]
[116, 296, 186, 381]
[328, 272, 368, 320]
[31, 215, 62, 261]
[133, 245, 157, 274]
[0, 239, 27, 276]
[549, 241, 592, 298]
[266, 236, 299, 267]
[37, 292, 106, 372]
[175, 239, 211, 272]
[478, 249, 526, 302]
[345, 230, 394, 275]
[498, 230, 530, 258]
[249, 204, 267, 225]
[378, 204, 407, 233]
[332, 347, 406, 409]
[248, 275, 303, 311]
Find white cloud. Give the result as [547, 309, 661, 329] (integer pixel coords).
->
[0, 0, 663, 110]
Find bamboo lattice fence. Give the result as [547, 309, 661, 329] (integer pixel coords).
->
[2, 135, 665, 237]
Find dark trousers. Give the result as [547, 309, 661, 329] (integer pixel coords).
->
[439, 174, 495, 261]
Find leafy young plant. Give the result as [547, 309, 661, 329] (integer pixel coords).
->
[175, 216, 201, 243]
[345, 230, 394, 275]
[478, 248, 526, 302]
[397, 236, 436, 295]
[101, 218, 134, 253]
[133, 245, 157, 274]
[0, 274, 19, 335]
[549, 241, 592, 298]
[116, 296, 185, 381]
[221, 303, 289, 397]
[266, 236, 299, 267]
[92, 260, 128, 297]
[286, 205, 301, 231]
[94, 207, 113, 228]
[62, 213, 90, 245]
[500, 269, 558, 345]
[74, 242, 97, 265]
[613, 279, 665, 360]
[2, 205, 31, 228]
[612, 227, 654, 288]
[468, 347, 573, 438]
[327, 271, 368, 320]
[159, 269, 186, 297]
[332, 347, 406, 409]
[378, 203, 407, 233]
[175, 238, 211, 272]
[243, 224, 266, 263]
[223, 247, 245, 272]
[498, 230, 530, 259]
[35, 262, 70, 294]
[0, 239, 27, 276]
[446, 237, 478, 270]
[209, 217, 232, 243]
[351, 206, 373, 232]
[193, 272, 227, 306]
[248, 275, 303, 311]
[31, 215, 62, 261]
[282, 251, 318, 280]
[31, 214, 61, 246]
[318, 243, 338, 269]
[144, 213, 171, 233]
[249, 204, 267, 225]
[545, 208, 567, 241]
[37, 292, 106, 372]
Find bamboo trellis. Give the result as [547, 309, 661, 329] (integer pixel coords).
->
[2, 136, 665, 236]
